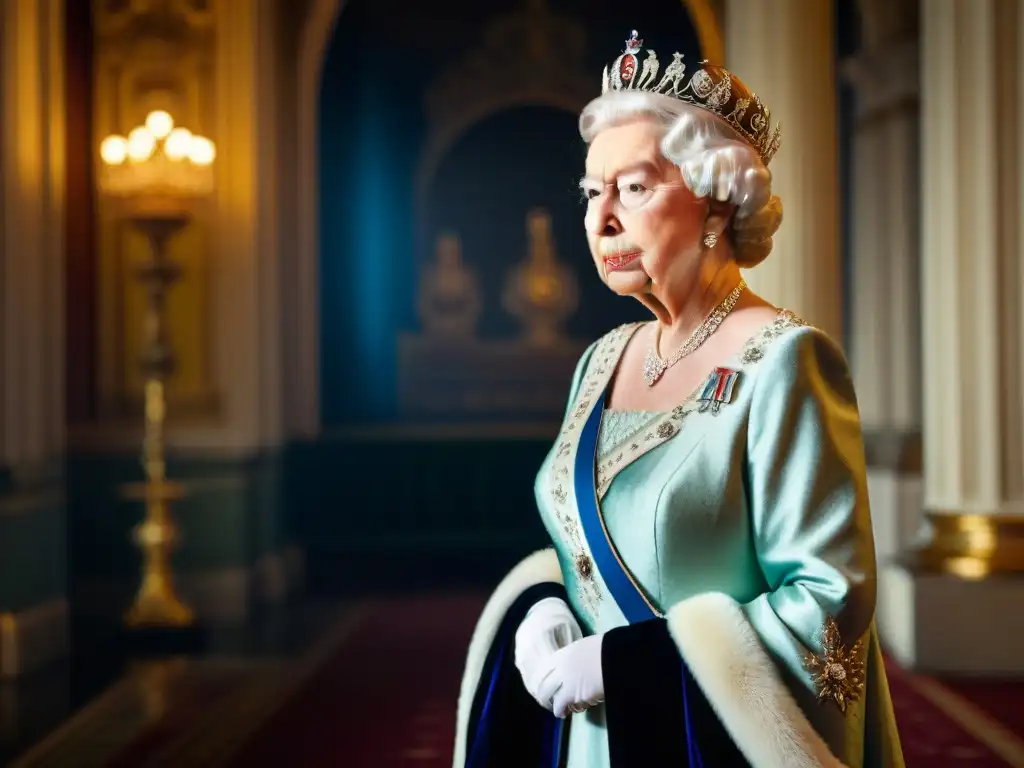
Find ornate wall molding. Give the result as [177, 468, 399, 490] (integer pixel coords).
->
[92, 0, 219, 421]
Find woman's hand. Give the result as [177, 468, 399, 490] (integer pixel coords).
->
[514, 597, 583, 710]
[538, 634, 605, 718]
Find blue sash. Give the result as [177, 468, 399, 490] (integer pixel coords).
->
[573, 392, 659, 624]
[574, 392, 705, 767]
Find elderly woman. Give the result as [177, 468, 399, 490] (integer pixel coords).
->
[453, 31, 904, 768]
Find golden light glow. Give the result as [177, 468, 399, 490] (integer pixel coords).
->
[187, 137, 215, 166]
[98, 113, 216, 200]
[127, 127, 156, 162]
[144, 110, 174, 140]
[100, 135, 129, 165]
[163, 128, 193, 160]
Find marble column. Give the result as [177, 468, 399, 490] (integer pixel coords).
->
[919, 0, 1021, 527]
[0, 0, 69, 677]
[844, 42, 921, 437]
[878, 0, 1024, 674]
[842, 40, 923, 568]
[724, 0, 842, 342]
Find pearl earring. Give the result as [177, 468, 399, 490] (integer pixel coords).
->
[702, 232, 719, 249]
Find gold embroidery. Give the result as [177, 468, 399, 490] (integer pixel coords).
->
[803, 616, 866, 713]
[741, 309, 806, 364]
[546, 322, 640, 616]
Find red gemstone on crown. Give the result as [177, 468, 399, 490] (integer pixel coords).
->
[620, 55, 637, 82]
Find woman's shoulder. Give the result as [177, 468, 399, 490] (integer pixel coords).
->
[745, 310, 844, 366]
[747, 312, 855, 404]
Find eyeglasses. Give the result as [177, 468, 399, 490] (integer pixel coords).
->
[579, 180, 692, 212]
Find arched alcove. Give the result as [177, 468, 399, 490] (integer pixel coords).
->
[306, 0, 712, 429]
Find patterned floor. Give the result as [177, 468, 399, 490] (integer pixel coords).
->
[6, 594, 1024, 767]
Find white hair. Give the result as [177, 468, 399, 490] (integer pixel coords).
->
[579, 91, 782, 268]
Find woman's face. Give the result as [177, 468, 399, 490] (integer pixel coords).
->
[580, 117, 706, 299]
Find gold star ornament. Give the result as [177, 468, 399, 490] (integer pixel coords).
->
[803, 616, 865, 712]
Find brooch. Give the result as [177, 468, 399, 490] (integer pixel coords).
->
[803, 616, 866, 713]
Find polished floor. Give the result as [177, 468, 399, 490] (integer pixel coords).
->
[4, 593, 1024, 767]
[0, 599, 348, 767]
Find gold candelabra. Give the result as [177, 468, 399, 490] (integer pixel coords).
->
[98, 110, 216, 629]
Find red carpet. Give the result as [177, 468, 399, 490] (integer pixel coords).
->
[224, 595, 482, 767]
[938, 676, 1024, 740]
[884, 658, 1018, 766]
[218, 594, 1024, 767]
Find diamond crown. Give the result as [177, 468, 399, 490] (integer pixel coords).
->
[601, 30, 782, 166]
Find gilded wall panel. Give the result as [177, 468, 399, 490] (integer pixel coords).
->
[92, 1, 218, 419]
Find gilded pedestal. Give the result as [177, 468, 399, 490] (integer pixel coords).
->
[911, 512, 1024, 579]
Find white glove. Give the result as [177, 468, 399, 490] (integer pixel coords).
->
[514, 597, 583, 710]
[535, 635, 605, 718]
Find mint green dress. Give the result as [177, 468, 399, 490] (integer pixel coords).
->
[533, 311, 905, 768]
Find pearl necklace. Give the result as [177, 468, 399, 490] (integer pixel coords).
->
[641, 279, 747, 387]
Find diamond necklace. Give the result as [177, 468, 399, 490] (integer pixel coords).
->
[642, 279, 747, 387]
